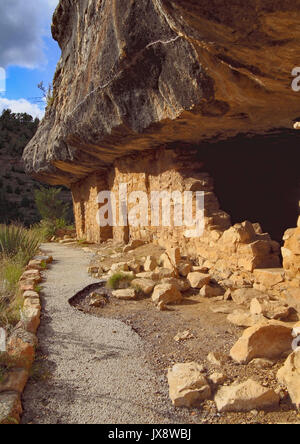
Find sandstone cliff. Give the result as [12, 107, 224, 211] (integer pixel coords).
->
[23, 0, 300, 186]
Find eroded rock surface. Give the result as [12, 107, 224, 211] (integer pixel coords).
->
[23, 0, 300, 186]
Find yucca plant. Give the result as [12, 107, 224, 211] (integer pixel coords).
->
[0, 224, 41, 266]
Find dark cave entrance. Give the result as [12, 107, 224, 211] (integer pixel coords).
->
[199, 131, 300, 243]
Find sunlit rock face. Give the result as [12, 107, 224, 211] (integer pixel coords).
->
[23, 0, 300, 186]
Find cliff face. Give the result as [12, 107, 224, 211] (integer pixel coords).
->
[23, 0, 300, 186]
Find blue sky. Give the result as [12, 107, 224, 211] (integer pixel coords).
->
[0, 0, 60, 119]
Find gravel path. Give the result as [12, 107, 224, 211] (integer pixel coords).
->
[21, 244, 183, 425]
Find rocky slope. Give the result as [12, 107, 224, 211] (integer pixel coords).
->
[23, 0, 300, 186]
[0, 110, 72, 225]
[0, 111, 41, 224]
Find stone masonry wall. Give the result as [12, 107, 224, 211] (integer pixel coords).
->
[72, 172, 112, 243]
[71, 148, 281, 273]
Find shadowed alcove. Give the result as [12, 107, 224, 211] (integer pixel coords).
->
[198, 131, 300, 243]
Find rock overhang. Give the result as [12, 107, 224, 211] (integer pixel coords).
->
[22, 0, 300, 187]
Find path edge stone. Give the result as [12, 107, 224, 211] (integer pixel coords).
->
[0, 255, 52, 424]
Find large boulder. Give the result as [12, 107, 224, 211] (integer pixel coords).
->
[168, 362, 211, 407]
[152, 284, 182, 306]
[277, 350, 300, 409]
[230, 321, 293, 364]
[112, 289, 137, 300]
[215, 379, 280, 412]
[250, 298, 290, 321]
[161, 277, 190, 293]
[227, 310, 265, 328]
[187, 272, 210, 289]
[231, 288, 268, 307]
[253, 268, 285, 289]
[131, 278, 156, 295]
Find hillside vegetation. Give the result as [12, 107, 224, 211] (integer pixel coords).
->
[0, 109, 72, 225]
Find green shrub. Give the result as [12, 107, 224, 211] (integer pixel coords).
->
[107, 272, 134, 290]
[0, 224, 41, 266]
[0, 258, 24, 328]
[2, 259, 23, 291]
[31, 218, 74, 242]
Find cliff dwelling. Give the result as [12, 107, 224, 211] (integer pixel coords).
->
[11, 0, 300, 425]
[23, 0, 300, 296]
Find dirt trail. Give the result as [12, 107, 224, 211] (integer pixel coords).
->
[21, 244, 185, 425]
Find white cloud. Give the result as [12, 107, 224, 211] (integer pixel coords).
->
[0, 97, 45, 119]
[0, 0, 59, 69]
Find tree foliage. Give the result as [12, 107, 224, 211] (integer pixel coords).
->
[34, 186, 68, 222]
[0, 109, 39, 156]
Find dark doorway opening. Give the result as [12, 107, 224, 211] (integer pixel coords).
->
[199, 131, 300, 243]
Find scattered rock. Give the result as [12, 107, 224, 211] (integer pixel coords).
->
[128, 262, 142, 274]
[215, 379, 280, 412]
[131, 278, 156, 295]
[152, 284, 182, 306]
[136, 271, 159, 281]
[277, 349, 300, 409]
[250, 298, 290, 320]
[230, 321, 293, 364]
[110, 262, 129, 273]
[144, 256, 157, 272]
[231, 288, 268, 307]
[249, 358, 275, 369]
[178, 261, 192, 277]
[227, 310, 264, 328]
[174, 330, 194, 342]
[223, 289, 232, 301]
[161, 277, 190, 293]
[200, 284, 224, 298]
[167, 247, 181, 266]
[89, 292, 108, 307]
[87, 266, 100, 274]
[168, 362, 211, 407]
[157, 301, 168, 311]
[210, 305, 233, 314]
[192, 266, 209, 273]
[156, 268, 177, 279]
[207, 352, 230, 367]
[253, 268, 285, 288]
[208, 373, 228, 386]
[112, 289, 137, 301]
[123, 240, 145, 253]
[187, 272, 211, 289]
